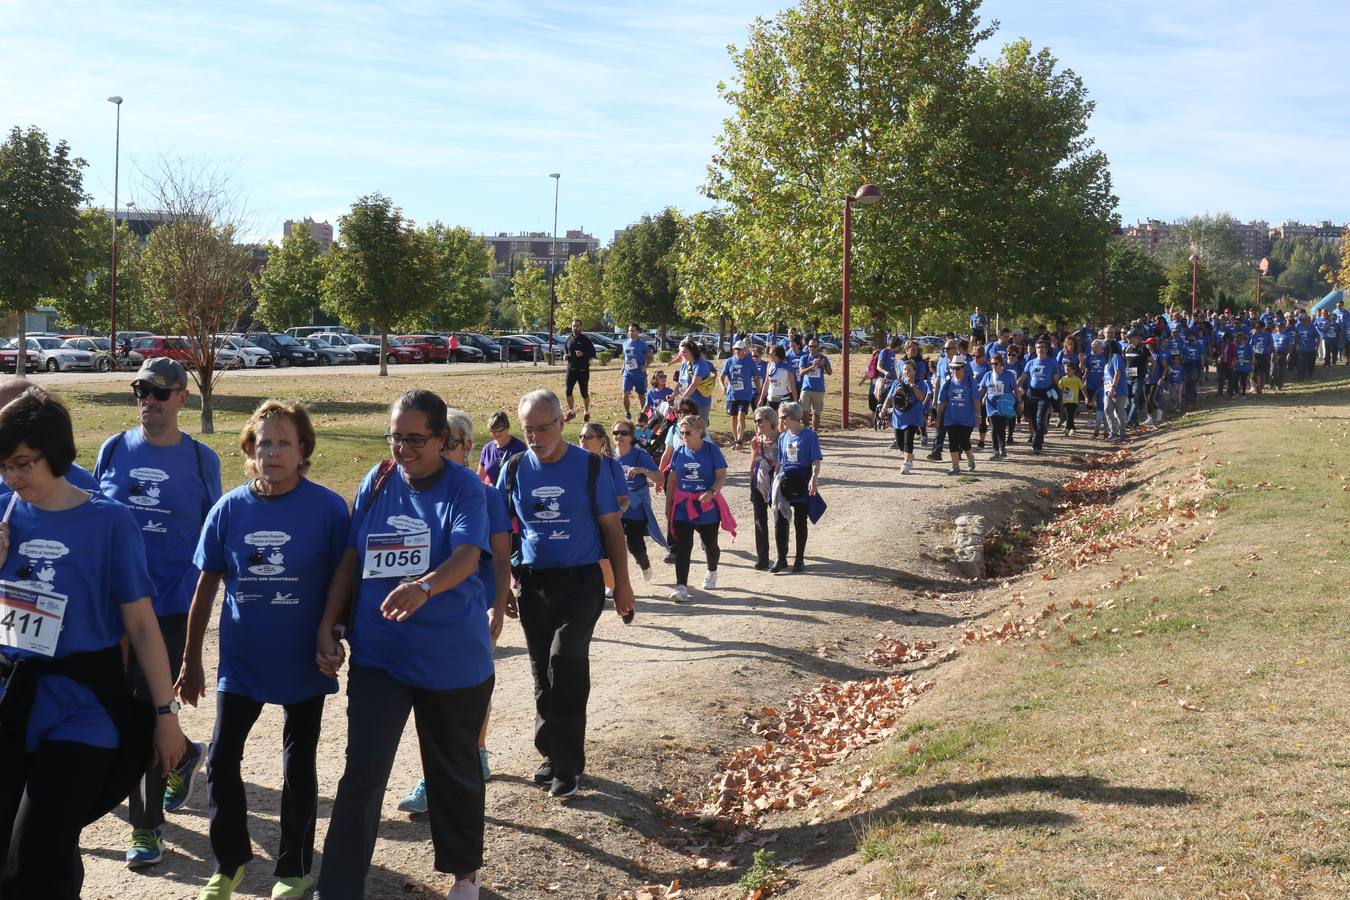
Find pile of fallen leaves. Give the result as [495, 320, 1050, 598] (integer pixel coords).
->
[866, 635, 939, 666]
[671, 675, 932, 831]
[963, 599, 1060, 644]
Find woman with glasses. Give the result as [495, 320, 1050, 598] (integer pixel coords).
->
[968, 346, 990, 449]
[664, 415, 729, 602]
[772, 402, 822, 572]
[936, 356, 978, 475]
[609, 420, 663, 583]
[176, 400, 348, 900]
[978, 354, 1019, 458]
[476, 410, 526, 485]
[315, 389, 492, 899]
[748, 406, 780, 569]
[0, 387, 186, 899]
[579, 423, 629, 598]
[657, 398, 702, 564]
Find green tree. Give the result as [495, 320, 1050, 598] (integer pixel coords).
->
[1154, 214, 1251, 300]
[1159, 257, 1215, 313]
[1332, 232, 1350, 291]
[556, 252, 605, 326]
[0, 126, 87, 365]
[415, 223, 493, 331]
[603, 209, 683, 331]
[1104, 240, 1168, 322]
[49, 208, 145, 335]
[509, 259, 549, 329]
[253, 222, 324, 329]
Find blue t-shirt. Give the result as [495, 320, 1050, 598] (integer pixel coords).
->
[797, 353, 829, 392]
[979, 369, 1018, 416]
[193, 479, 346, 705]
[617, 446, 658, 521]
[478, 483, 510, 611]
[478, 436, 527, 486]
[1103, 353, 1124, 393]
[778, 427, 822, 476]
[94, 429, 222, 617]
[1296, 324, 1319, 351]
[671, 441, 727, 525]
[1233, 345, 1253, 372]
[967, 358, 990, 389]
[1271, 330, 1294, 352]
[0, 462, 97, 504]
[0, 495, 153, 752]
[1084, 352, 1105, 389]
[971, 312, 987, 330]
[721, 355, 758, 400]
[679, 358, 717, 406]
[644, 386, 673, 413]
[349, 461, 491, 691]
[888, 379, 928, 429]
[877, 348, 898, 379]
[499, 444, 619, 568]
[1249, 332, 1272, 355]
[603, 455, 628, 507]
[622, 338, 651, 373]
[937, 373, 977, 427]
[1022, 357, 1056, 391]
[1168, 355, 1184, 384]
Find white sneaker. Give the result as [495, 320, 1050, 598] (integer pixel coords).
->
[701, 570, 718, 590]
[967, 458, 976, 472]
[447, 871, 480, 899]
[641, 567, 653, 583]
[604, 587, 614, 599]
[900, 461, 913, 475]
[670, 585, 689, 603]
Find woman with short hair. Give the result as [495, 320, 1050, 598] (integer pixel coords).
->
[772, 402, 822, 572]
[477, 410, 526, 485]
[748, 406, 780, 569]
[665, 415, 729, 602]
[611, 420, 663, 583]
[758, 345, 799, 412]
[936, 356, 978, 474]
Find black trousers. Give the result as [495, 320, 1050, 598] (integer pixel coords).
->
[1272, 353, 1286, 388]
[621, 518, 651, 570]
[0, 740, 115, 900]
[775, 504, 809, 564]
[751, 486, 771, 566]
[893, 427, 916, 454]
[673, 520, 721, 585]
[565, 368, 591, 400]
[126, 613, 187, 830]
[1026, 392, 1051, 451]
[207, 692, 324, 877]
[1062, 403, 1078, 430]
[990, 414, 1012, 453]
[317, 665, 493, 897]
[517, 565, 605, 778]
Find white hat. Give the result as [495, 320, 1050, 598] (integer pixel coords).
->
[950, 355, 968, 366]
[733, 339, 750, 350]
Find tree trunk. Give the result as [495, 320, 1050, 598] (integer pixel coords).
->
[379, 330, 389, 377]
[199, 382, 215, 434]
[15, 313, 27, 379]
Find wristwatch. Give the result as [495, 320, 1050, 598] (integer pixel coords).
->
[155, 701, 181, 716]
[414, 580, 432, 595]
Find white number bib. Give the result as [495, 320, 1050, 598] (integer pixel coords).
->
[988, 380, 1004, 396]
[362, 530, 430, 579]
[626, 357, 639, 371]
[0, 580, 67, 657]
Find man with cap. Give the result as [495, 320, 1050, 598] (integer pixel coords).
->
[795, 337, 832, 430]
[93, 357, 222, 869]
[719, 339, 760, 449]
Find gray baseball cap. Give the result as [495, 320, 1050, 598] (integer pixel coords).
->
[132, 356, 188, 390]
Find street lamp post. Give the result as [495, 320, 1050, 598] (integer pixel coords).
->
[840, 182, 881, 429]
[547, 172, 560, 365]
[1189, 247, 1199, 317]
[108, 95, 123, 361]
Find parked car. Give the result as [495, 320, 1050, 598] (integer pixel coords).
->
[365, 337, 424, 365]
[284, 325, 345, 340]
[526, 331, 568, 354]
[433, 334, 484, 363]
[304, 335, 358, 365]
[495, 334, 542, 362]
[393, 334, 449, 364]
[215, 335, 274, 368]
[454, 332, 503, 361]
[323, 332, 381, 364]
[60, 335, 118, 372]
[246, 332, 319, 367]
[125, 335, 195, 367]
[21, 336, 96, 373]
[0, 338, 38, 373]
[583, 331, 623, 352]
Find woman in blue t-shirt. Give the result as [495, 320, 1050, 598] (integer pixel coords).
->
[0, 387, 186, 899]
[611, 420, 663, 582]
[1102, 339, 1126, 441]
[315, 390, 492, 898]
[936, 356, 979, 474]
[178, 400, 348, 899]
[664, 415, 728, 602]
[773, 402, 823, 572]
[882, 359, 929, 474]
[579, 422, 630, 599]
[978, 353, 1020, 459]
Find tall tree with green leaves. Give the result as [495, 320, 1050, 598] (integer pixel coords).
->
[1159, 257, 1215, 313]
[1103, 239, 1168, 322]
[49, 208, 144, 335]
[556, 253, 605, 327]
[0, 126, 88, 367]
[1332, 232, 1350, 291]
[417, 223, 493, 330]
[253, 221, 324, 329]
[603, 209, 683, 331]
[1154, 214, 1252, 300]
[509, 259, 549, 329]
[322, 193, 438, 375]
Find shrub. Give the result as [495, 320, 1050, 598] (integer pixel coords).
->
[658, 349, 674, 363]
[598, 350, 613, 366]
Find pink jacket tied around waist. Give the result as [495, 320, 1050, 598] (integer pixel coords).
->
[668, 486, 737, 539]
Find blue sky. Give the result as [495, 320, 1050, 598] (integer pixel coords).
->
[1, 1, 1346, 244]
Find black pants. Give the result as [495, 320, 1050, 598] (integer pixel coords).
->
[565, 368, 591, 400]
[930, 421, 947, 455]
[673, 520, 721, 585]
[991, 415, 1012, 454]
[517, 565, 605, 778]
[774, 504, 809, 565]
[317, 665, 492, 897]
[1216, 363, 1231, 396]
[1297, 350, 1315, 379]
[751, 486, 771, 566]
[1062, 403, 1078, 430]
[621, 518, 651, 570]
[207, 692, 324, 877]
[1026, 391, 1051, 451]
[1184, 368, 1199, 406]
[0, 740, 114, 900]
[893, 427, 916, 454]
[126, 613, 187, 830]
[1272, 352, 1285, 388]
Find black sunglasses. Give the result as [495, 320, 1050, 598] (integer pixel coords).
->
[612, 430, 633, 437]
[133, 384, 176, 402]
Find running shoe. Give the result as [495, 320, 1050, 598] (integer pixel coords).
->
[270, 875, 312, 899]
[770, 560, 788, 574]
[670, 585, 689, 603]
[641, 567, 653, 583]
[701, 570, 718, 590]
[753, 560, 771, 570]
[563, 409, 576, 423]
[534, 760, 556, 784]
[447, 871, 481, 899]
[549, 775, 579, 798]
[164, 741, 206, 812]
[199, 866, 244, 899]
[900, 462, 913, 475]
[397, 778, 428, 814]
[925, 452, 942, 461]
[967, 458, 976, 472]
[126, 828, 164, 868]
[947, 467, 959, 475]
[479, 748, 491, 782]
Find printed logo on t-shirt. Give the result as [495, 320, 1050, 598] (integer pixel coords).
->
[15, 538, 68, 588]
[128, 467, 169, 506]
[529, 486, 565, 520]
[142, 519, 167, 534]
[244, 530, 291, 576]
[270, 591, 299, 606]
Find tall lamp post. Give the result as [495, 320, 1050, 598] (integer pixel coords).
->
[547, 172, 560, 364]
[840, 182, 881, 429]
[108, 95, 123, 361]
[1189, 245, 1199, 317]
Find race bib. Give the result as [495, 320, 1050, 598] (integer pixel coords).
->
[626, 357, 639, 370]
[0, 580, 67, 657]
[363, 530, 430, 579]
[988, 380, 1004, 396]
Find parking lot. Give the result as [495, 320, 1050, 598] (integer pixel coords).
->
[21, 356, 568, 386]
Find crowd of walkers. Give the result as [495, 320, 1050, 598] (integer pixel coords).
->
[1, 299, 1344, 899]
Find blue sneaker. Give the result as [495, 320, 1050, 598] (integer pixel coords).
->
[479, 748, 491, 782]
[397, 777, 427, 814]
[126, 828, 164, 868]
[164, 740, 206, 813]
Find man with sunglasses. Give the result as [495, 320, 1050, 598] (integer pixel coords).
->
[93, 357, 221, 869]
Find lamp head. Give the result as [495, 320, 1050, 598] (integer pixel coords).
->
[853, 183, 881, 205]
[549, 172, 560, 179]
[107, 95, 123, 105]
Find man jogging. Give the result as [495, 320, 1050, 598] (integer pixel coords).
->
[563, 319, 597, 423]
[620, 324, 653, 420]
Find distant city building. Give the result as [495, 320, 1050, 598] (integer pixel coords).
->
[1229, 219, 1272, 262]
[283, 217, 334, 253]
[1123, 219, 1172, 254]
[1272, 219, 1345, 243]
[613, 228, 629, 244]
[107, 207, 207, 242]
[479, 228, 600, 275]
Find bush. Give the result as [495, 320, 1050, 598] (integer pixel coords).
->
[597, 350, 613, 366]
[658, 349, 674, 363]
[823, 346, 839, 355]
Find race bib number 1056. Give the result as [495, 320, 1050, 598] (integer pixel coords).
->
[362, 531, 431, 579]
[0, 581, 67, 657]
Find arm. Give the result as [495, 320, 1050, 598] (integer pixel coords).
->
[490, 531, 513, 632]
[597, 511, 635, 618]
[175, 570, 224, 707]
[316, 548, 358, 676]
[121, 597, 187, 775]
[381, 543, 482, 622]
[699, 467, 728, 506]
[808, 455, 822, 495]
[787, 370, 799, 401]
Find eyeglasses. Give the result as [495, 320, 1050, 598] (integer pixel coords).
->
[612, 430, 632, 437]
[0, 452, 44, 478]
[384, 433, 432, 449]
[489, 426, 508, 435]
[679, 429, 695, 436]
[522, 419, 559, 436]
[133, 384, 176, 402]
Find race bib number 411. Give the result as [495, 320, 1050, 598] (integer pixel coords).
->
[363, 531, 430, 579]
[0, 580, 67, 657]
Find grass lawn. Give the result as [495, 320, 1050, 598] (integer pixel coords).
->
[853, 372, 1350, 897]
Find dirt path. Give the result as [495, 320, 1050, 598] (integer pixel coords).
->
[80, 423, 1069, 899]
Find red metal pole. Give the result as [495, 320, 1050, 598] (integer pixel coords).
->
[1190, 255, 1198, 317]
[841, 198, 853, 430]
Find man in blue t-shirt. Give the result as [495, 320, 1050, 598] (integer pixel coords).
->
[970, 307, 988, 343]
[1294, 315, 1320, 380]
[620, 324, 654, 420]
[92, 357, 221, 867]
[796, 337, 833, 430]
[499, 390, 634, 798]
[719, 340, 760, 449]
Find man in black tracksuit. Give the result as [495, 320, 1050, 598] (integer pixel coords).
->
[563, 319, 597, 423]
